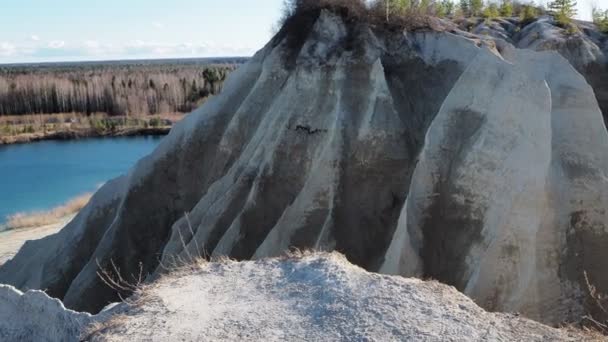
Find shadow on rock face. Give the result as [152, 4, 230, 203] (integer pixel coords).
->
[419, 108, 487, 288]
[584, 62, 608, 124]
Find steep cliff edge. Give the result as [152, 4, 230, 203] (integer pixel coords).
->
[1, 8, 607, 327]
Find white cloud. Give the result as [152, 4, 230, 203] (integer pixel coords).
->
[130, 40, 146, 47]
[83, 40, 105, 54]
[0, 38, 256, 63]
[0, 42, 16, 57]
[48, 40, 66, 49]
[84, 40, 100, 48]
[152, 22, 165, 29]
[30, 35, 40, 42]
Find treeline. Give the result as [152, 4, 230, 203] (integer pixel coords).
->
[383, 0, 545, 20]
[593, 5, 608, 32]
[0, 60, 243, 117]
[283, 0, 545, 26]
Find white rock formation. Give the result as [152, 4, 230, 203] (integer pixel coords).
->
[0, 285, 92, 342]
[3, 254, 594, 341]
[461, 15, 608, 119]
[92, 253, 589, 341]
[381, 45, 608, 322]
[0, 9, 607, 327]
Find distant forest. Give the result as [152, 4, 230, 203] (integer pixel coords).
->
[0, 58, 246, 116]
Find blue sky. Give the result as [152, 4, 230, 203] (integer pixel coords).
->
[0, 0, 285, 63]
[0, 0, 605, 64]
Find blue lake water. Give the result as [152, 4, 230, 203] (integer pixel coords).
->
[0, 136, 163, 224]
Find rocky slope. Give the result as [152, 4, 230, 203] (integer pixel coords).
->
[1, 8, 607, 327]
[1, 253, 597, 341]
[460, 15, 608, 121]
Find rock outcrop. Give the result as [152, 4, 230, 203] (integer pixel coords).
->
[2, 254, 595, 342]
[381, 46, 608, 323]
[460, 15, 608, 123]
[47, 253, 597, 341]
[1, 8, 607, 327]
[0, 285, 93, 341]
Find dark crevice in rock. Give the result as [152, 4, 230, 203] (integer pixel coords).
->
[560, 210, 608, 324]
[290, 124, 328, 135]
[381, 55, 464, 157]
[273, 9, 321, 70]
[326, 60, 411, 271]
[582, 62, 608, 126]
[419, 109, 487, 290]
[224, 137, 320, 260]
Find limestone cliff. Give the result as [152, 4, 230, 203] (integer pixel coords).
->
[1, 9, 607, 327]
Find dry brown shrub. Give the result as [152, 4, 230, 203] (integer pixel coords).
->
[279, 0, 435, 31]
[6, 192, 92, 229]
[81, 314, 130, 341]
[581, 270, 608, 335]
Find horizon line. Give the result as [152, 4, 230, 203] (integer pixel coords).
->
[0, 55, 252, 67]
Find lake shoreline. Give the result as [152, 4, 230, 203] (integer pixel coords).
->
[0, 214, 74, 265]
[0, 126, 170, 146]
[0, 135, 162, 225]
[0, 112, 184, 146]
[3, 192, 92, 231]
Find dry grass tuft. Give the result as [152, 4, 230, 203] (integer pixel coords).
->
[280, 0, 368, 22]
[81, 314, 130, 341]
[5, 192, 92, 229]
[95, 212, 211, 310]
[281, 247, 318, 259]
[559, 322, 607, 341]
[581, 270, 608, 335]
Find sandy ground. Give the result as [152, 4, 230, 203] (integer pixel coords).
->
[0, 215, 73, 265]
